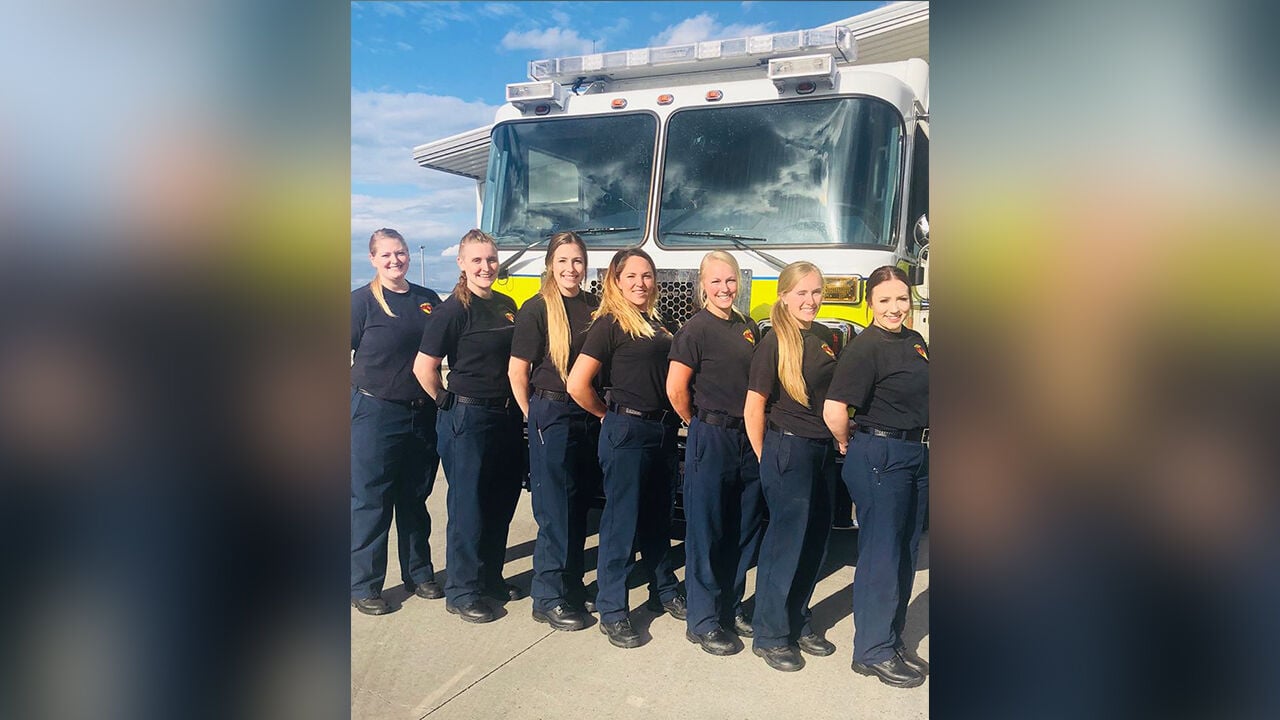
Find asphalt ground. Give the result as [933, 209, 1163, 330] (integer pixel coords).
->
[351, 473, 929, 719]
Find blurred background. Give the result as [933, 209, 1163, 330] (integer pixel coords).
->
[0, 1, 1276, 718]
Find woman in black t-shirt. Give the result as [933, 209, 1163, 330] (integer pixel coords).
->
[566, 248, 684, 650]
[823, 265, 929, 689]
[350, 228, 444, 616]
[667, 250, 763, 656]
[744, 261, 840, 672]
[508, 232, 600, 632]
[413, 229, 523, 625]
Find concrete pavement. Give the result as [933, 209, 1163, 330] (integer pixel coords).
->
[352, 476, 929, 719]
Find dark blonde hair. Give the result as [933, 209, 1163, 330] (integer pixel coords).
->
[592, 248, 660, 339]
[368, 228, 407, 317]
[538, 232, 589, 381]
[771, 261, 823, 407]
[452, 229, 497, 309]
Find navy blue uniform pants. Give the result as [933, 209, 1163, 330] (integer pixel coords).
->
[753, 429, 836, 649]
[843, 432, 929, 663]
[595, 410, 681, 624]
[350, 389, 439, 600]
[528, 394, 601, 612]
[436, 402, 524, 605]
[683, 416, 764, 635]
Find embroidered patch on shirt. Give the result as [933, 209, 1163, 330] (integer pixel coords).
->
[821, 342, 835, 358]
[743, 328, 755, 345]
[419, 303, 433, 315]
[914, 343, 928, 361]
[504, 311, 515, 323]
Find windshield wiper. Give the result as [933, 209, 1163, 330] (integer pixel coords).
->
[564, 226, 639, 235]
[497, 227, 641, 278]
[497, 235, 551, 280]
[663, 230, 788, 273]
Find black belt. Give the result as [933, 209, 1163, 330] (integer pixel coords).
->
[697, 409, 745, 430]
[533, 387, 573, 404]
[453, 394, 511, 409]
[356, 387, 430, 409]
[857, 424, 930, 444]
[608, 402, 669, 423]
[766, 420, 828, 442]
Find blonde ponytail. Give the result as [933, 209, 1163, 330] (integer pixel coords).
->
[539, 232, 588, 381]
[368, 228, 407, 317]
[772, 262, 823, 407]
[452, 229, 497, 309]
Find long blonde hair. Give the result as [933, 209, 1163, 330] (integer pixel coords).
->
[368, 228, 407, 318]
[593, 248, 660, 339]
[538, 232, 589, 381]
[452, 229, 497, 309]
[771, 261, 824, 407]
[698, 250, 747, 323]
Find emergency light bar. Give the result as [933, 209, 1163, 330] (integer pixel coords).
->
[505, 81, 567, 110]
[768, 54, 837, 90]
[526, 25, 855, 84]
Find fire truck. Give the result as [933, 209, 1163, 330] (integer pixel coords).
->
[413, 1, 930, 524]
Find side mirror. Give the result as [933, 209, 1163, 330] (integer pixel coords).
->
[913, 213, 929, 246]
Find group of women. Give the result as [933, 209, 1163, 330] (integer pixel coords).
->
[350, 227, 930, 688]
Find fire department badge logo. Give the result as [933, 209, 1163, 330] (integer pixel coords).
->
[419, 303, 433, 315]
[820, 342, 835, 359]
[914, 343, 928, 362]
[504, 311, 515, 323]
[743, 328, 755, 345]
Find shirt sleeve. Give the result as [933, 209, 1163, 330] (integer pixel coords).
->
[579, 316, 617, 364]
[827, 334, 876, 409]
[747, 332, 779, 396]
[350, 289, 367, 352]
[419, 299, 463, 358]
[667, 321, 701, 368]
[510, 297, 547, 363]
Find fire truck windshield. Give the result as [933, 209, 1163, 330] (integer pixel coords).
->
[658, 97, 903, 248]
[483, 113, 656, 249]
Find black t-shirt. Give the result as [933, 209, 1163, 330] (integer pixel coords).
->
[580, 313, 675, 413]
[828, 324, 929, 430]
[351, 282, 442, 401]
[747, 324, 839, 439]
[418, 291, 518, 399]
[510, 291, 600, 394]
[668, 308, 759, 417]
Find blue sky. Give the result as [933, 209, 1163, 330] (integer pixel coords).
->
[351, 1, 890, 290]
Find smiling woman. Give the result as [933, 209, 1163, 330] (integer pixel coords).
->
[413, 229, 526, 624]
[566, 248, 686, 649]
[350, 228, 446, 615]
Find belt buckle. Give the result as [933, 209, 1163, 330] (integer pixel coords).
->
[920, 427, 930, 446]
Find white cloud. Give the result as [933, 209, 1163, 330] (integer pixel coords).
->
[395, 41, 413, 51]
[372, 3, 406, 18]
[351, 90, 499, 187]
[649, 13, 773, 47]
[500, 27, 595, 57]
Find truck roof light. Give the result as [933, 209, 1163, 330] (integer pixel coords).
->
[506, 81, 567, 111]
[705, 90, 723, 102]
[611, 98, 627, 109]
[768, 54, 837, 92]
[657, 93, 674, 105]
[796, 81, 817, 95]
[534, 104, 551, 116]
[526, 25, 856, 84]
